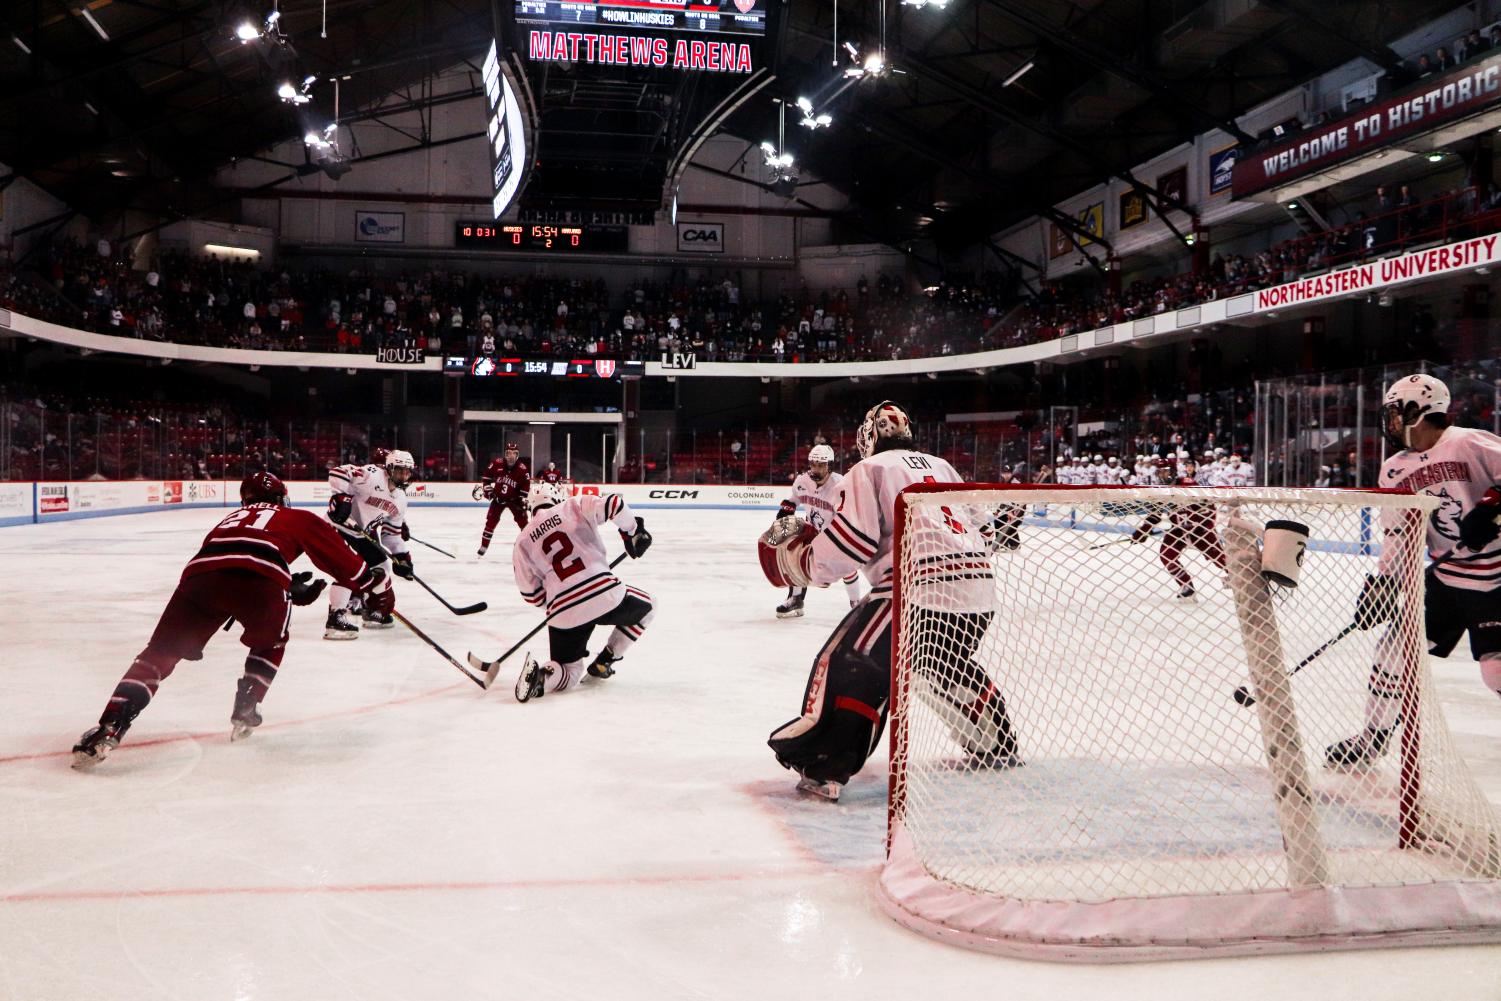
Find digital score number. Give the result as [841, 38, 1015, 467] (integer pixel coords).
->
[455, 222, 628, 252]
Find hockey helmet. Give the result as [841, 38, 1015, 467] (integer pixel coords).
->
[808, 443, 836, 483]
[1093, 454, 1104, 463]
[1381, 373, 1451, 451]
[240, 471, 287, 506]
[527, 480, 565, 514]
[856, 401, 913, 459]
[504, 441, 520, 456]
[385, 448, 416, 488]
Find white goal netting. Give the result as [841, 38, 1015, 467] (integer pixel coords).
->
[882, 485, 1501, 961]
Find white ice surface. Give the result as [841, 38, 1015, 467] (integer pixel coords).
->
[2, 507, 1500, 1000]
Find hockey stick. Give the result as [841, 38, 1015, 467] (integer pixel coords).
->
[409, 572, 488, 615]
[1233, 622, 1358, 706]
[407, 534, 457, 560]
[1230, 549, 1470, 707]
[393, 611, 501, 689]
[1083, 530, 1163, 551]
[467, 551, 629, 674]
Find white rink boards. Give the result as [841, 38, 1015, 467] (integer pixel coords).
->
[2, 506, 1501, 1000]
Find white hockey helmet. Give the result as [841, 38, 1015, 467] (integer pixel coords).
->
[1092, 454, 1103, 463]
[527, 480, 565, 514]
[808, 443, 836, 466]
[1382, 373, 1451, 450]
[385, 448, 415, 487]
[855, 401, 913, 459]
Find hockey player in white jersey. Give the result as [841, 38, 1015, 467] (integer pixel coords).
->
[512, 482, 654, 702]
[772, 444, 864, 618]
[759, 401, 1021, 801]
[1220, 453, 1254, 487]
[1102, 455, 1129, 484]
[1329, 374, 1501, 764]
[323, 450, 413, 639]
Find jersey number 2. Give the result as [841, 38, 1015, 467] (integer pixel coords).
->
[542, 531, 585, 580]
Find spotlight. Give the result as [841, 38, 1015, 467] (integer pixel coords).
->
[796, 96, 813, 115]
[1427, 151, 1445, 163]
[277, 75, 315, 105]
[235, 20, 261, 41]
[863, 53, 885, 75]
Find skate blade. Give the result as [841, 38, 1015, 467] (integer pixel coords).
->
[230, 722, 257, 742]
[795, 777, 841, 802]
[70, 749, 107, 771]
[361, 621, 395, 630]
[775, 609, 805, 619]
[322, 630, 360, 640]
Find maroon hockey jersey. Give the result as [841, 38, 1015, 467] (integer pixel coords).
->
[483, 458, 531, 503]
[183, 504, 376, 592]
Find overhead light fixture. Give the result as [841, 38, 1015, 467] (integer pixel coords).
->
[528, 421, 556, 426]
[304, 122, 338, 150]
[11, 35, 31, 54]
[1287, 201, 1299, 210]
[863, 52, 885, 75]
[901, 0, 949, 7]
[277, 74, 316, 105]
[235, 20, 261, 41]
[1427, 151, 1445, 162]
[1002, 59, 1034, 88]
[1185, 233, 1197, 246]
[77, 7, 109, 41]
[83, 101, 98, 115]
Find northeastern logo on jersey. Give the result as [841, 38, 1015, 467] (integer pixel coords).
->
[1394, 459, 1472, 493]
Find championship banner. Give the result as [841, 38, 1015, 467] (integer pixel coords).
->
[1119, 190, 1147, 230]
[1078, 202, 1103, 246]
[1253, 233, 1501, 311]
[1157, 166, 1188, 212]
[1208, 145, 1239, 196]
[1233, 54, 1501, 198]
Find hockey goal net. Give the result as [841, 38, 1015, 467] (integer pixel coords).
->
[884, 484, 1501, 961]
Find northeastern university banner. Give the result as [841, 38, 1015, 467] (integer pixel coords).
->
[1253, 234, 1501, 311]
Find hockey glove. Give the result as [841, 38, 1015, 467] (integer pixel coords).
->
[621, 517, 653, 559]
[758, 516, 816, 589]
[1459, 487, 1501, 551]
[390, 552, 415, 580]
[1130, 523, 1153, 544]
[289, 571, 327, 607]
[399, 521, 411, 542]
[328, 492, 354, 525]
[1353, 574, 1400, 630]
[774, 499, 797, 523]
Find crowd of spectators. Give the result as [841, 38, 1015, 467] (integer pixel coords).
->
[3, 177, 1499, 367]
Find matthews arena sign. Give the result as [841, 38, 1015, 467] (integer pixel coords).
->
[1254, 233, 1501, 311]
[1233, 53, 1501, 197]
[527, 32, 753, 73]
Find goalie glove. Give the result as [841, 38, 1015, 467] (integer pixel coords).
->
[758, 516, 816, 589]
[288, 571, 327, 607]
[328, 492, 354, 525]
[1353, 574, 1400, 630]
[620, 517, 652, 559]
[773, 499, 796, 524]
[1459, 487, 1501, 550]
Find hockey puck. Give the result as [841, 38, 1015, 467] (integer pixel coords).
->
[1233, 685, 1255, 706]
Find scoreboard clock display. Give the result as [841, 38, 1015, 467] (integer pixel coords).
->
[455, 222, 629, 253]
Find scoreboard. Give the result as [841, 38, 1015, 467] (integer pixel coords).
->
[455, 222, 629, 252]
[514, 0, 765, 36]
[448, 356, 645, 379]
[482, 40, 531, 219]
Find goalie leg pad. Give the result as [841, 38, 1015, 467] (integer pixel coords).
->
[768, 600, 892, 785]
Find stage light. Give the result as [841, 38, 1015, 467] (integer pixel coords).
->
[864, 53, 884, 75]
[235, 21, 261, 41]
[796, 96, 813, 115]
[278, 75, 315, 104]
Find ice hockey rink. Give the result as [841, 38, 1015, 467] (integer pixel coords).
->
[4, 505, 1501, 1001]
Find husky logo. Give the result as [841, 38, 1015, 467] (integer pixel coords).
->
[1430, 487, 1464, 542]
[594, 360, 616, 379]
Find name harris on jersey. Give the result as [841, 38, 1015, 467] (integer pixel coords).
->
[528, 511, 564, 543]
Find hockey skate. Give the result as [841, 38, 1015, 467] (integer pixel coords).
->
[476, 544, 488, 558]
[960, 690, 1024, 769]
[1177, 583, 1197, 601]
[230, 678, 263, 742]
[587, 649, 620, 680]
[1325, 725, 1393, 767]
[795, 773, 842, 802]
[360, 608, 395, 629]
[515, 654, 552, 703]
[776, 589, 805, 619]
[324, 608, 359, 640]
[71, 723, 124, 770]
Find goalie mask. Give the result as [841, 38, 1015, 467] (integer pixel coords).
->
[856, 401, 913, 459]
[808, 443, 836, 484]
[527, 480, 565, 514]
[1381, 373, 1451, 451]
[384, 449, 415, 489]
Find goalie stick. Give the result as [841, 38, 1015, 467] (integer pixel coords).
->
[467, 552, 629, 675]
[394, 611, 501, 689]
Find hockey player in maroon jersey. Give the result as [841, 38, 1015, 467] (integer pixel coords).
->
[539, 461, 566, 487]
[475, 442, 531, 556]
[71, 472, 393, 769]
[1130, 460, 1227, 600]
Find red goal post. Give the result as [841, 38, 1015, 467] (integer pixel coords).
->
[885, 482, 1501, 961]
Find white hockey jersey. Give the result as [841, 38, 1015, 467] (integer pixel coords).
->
[1378, 425, 1501, 591]
[328, 463, 409, 556]
[513, 493, 639, 628]
[784, 470, 844, 532]
[1220, 461, 1255, 488]
[807, 448, 993, 610]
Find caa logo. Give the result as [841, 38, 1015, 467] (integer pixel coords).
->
[649, 489, 699, 499]
[681, 229, 719, 245]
